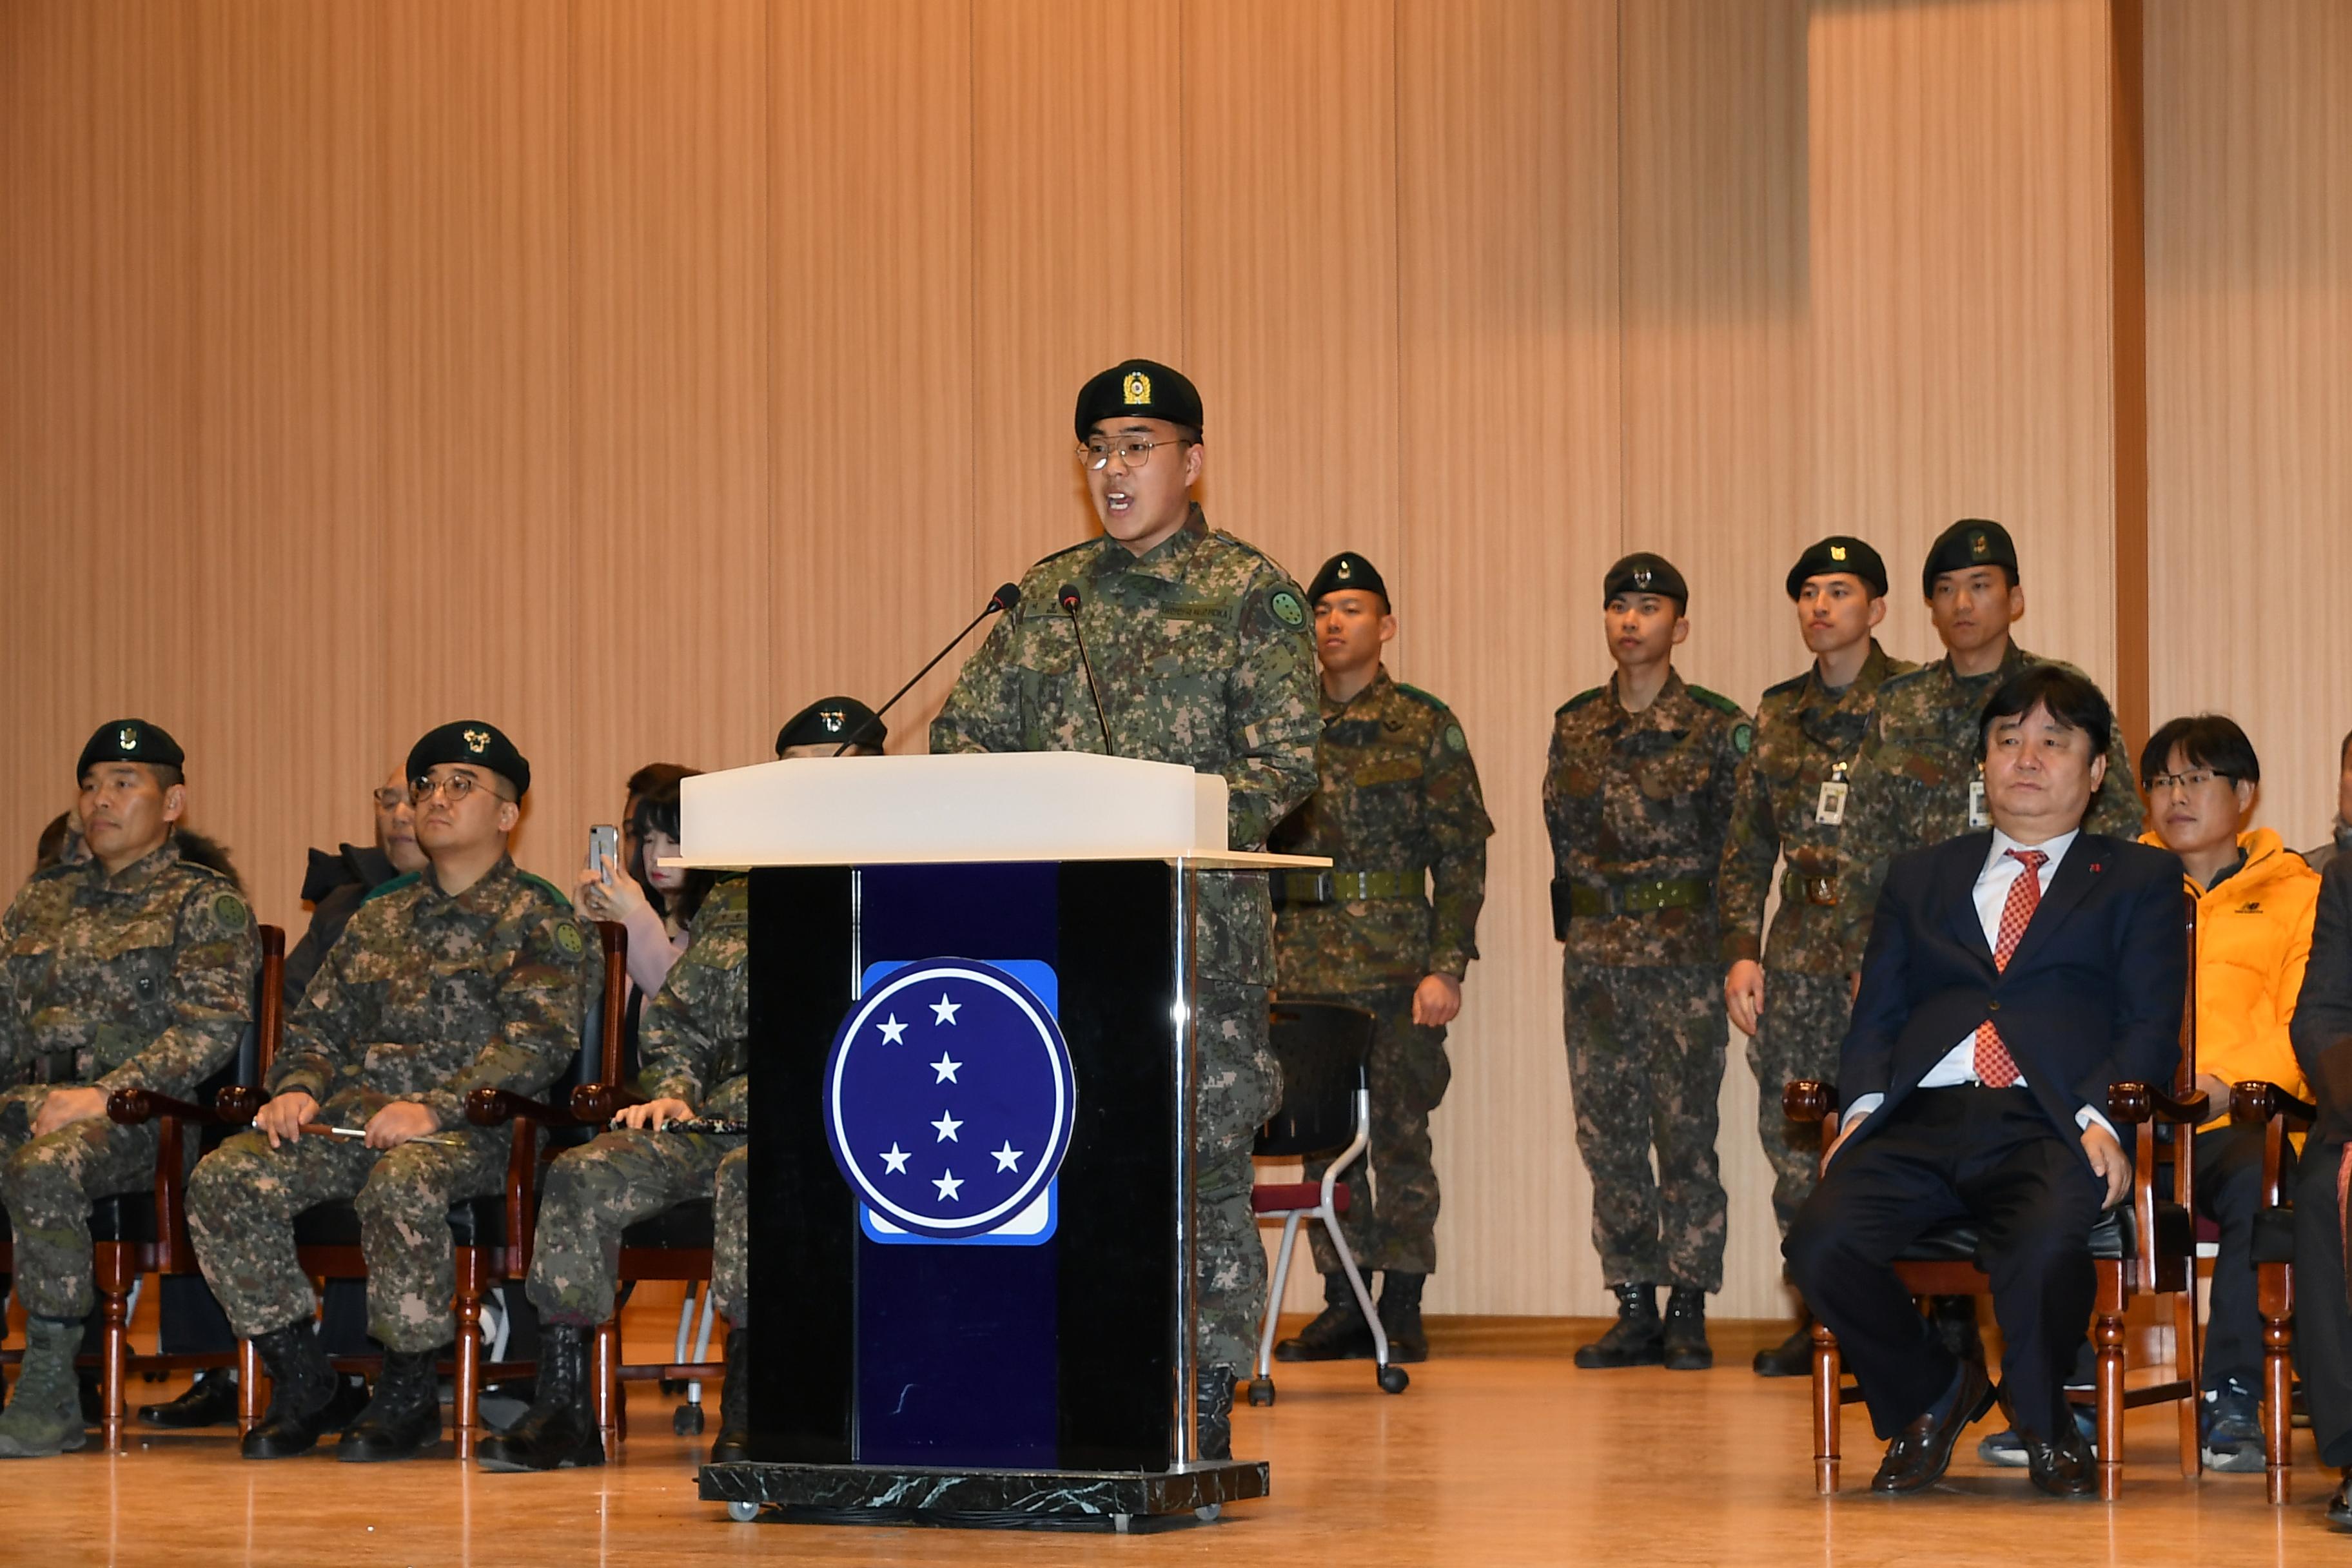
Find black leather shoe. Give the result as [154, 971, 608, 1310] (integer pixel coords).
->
[1275, 1274, 1376, 1362]
[1574, 1284, 1664, 1369]
[337, 1348, 442, 1462]
[1870, 1358, 1995, 1494]
[241, 1322, 342, 1460]
[708, 1328, 752, 1465]
[1752, 1313, 1814, 1378]
[2022, 1420, 2097, 1498]
[140, 1368, 239, 1428]
[2327, 1468, 2352, 1530]
[476, 1324, 603, 1473]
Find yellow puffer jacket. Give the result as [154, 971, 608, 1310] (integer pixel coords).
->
[2139, 827, 2320, 1130]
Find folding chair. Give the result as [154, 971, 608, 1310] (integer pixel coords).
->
[2228, 1077, 2313, 1504]
[1246, 999, 1408, 1406]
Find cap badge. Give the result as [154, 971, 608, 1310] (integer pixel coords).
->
[117, 724, 139, 750]
[1122, 371, 1151, 406]
[1632, 569, 1653, 589]
[463, 728, 491, 754]
[1970, 533, 1990, 558]
[1337, 560, 1353, 580]
[820, 710, 844, 733]
[1828, 545, 1847, 562]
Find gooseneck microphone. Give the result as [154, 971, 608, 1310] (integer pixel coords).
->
[1056, 582, 1116, 756]
[835, 582, 1022, 756]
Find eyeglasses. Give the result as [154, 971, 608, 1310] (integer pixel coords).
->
[1079, 437, 1190, 472]
[371, 789, 407, 812]
[2146, 768, 2221, 793]
[409, 771, 500, 805]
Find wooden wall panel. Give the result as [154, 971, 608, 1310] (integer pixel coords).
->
[2144, 0, 2352, 847]
[767, 0, 975, 750]
[1808, 0, 2121, 693]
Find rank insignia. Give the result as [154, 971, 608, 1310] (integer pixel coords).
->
[118, 725, 139, 750]
[1829, 545, 1847, 561]
[464, 728, 491, 754]
[1122, 370, 1151, 406]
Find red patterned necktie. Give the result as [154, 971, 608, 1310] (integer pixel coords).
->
[1972, 848, 2048, 1086]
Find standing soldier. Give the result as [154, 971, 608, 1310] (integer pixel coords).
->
[0, 721, 258, 1458]
[187, 722, 590, 1463]
[479, 696, 887, 1474]
[1718, 538, 1915, 1377]
[1547, 555, 1750, 1371]
[1266, 553, 1493, 1364]
[933, 359, 1320, 1459]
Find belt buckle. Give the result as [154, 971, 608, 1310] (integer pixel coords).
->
[1804, 875, 1837, 906]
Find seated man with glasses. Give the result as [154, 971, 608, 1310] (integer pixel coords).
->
[186, 721, 591, 1463]
[2138, 714, 2318, 1471]
[284, 767, 432, 1008]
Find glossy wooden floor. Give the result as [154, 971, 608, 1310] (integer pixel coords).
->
[8, 1308, 2342, 1565]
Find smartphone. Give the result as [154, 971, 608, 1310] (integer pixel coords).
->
[588, 824, 620, 885]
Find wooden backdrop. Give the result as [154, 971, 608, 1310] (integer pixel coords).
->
[2, 0, 2343, 1320]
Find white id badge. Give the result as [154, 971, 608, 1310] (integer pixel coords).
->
[1816, 780, 1848, 825]
[1967, 778, 1990, 829]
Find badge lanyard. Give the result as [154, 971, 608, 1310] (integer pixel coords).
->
[1815, 760, 1850, 827]
[1967, 765, 1990, 830]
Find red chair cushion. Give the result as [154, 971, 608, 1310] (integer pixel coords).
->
[1252, 1182, 1349, 1215]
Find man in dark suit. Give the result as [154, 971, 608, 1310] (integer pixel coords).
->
[1785, 663, 2187, 1497]
[2288, 852, 2352, 1527]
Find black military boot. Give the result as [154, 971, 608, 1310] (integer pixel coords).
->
[240, 1320, 343, 1458]
[1195, 1367, 1236, 1462]
[1378, 1271, 1429, 1364]
[1753, 1293, 1814, 1378]
[1573, 1284, 1664, 1369]
[1662, 1286, 1712, 1371]
[475, 1324, 603, 1473]
[141, 1367, 240, 1428]
[708, 1328, 752, 1465]
[0, 1317, 90, 1457]
[337, 1347, 442, 1462]
[1273, 1271, 1375, 1362]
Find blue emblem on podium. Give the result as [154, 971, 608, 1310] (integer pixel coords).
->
[824, 958, 1076, 1246]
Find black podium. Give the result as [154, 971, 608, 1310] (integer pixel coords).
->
[683, 754, 1310, 1529]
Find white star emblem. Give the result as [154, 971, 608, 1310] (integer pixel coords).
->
[930, 994, 961, 1026]
[992, 1141, 1024, 1173]
[879, 1143, 910, 1175]
[931, 1110, 962, 1142]
[930, 1052, 962, 1084]
[933, 1170, 963, 1202]
[876, 1014, 908, 1045]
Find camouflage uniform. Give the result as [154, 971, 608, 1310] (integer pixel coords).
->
[1717, 641, 1914, 1234]
[527, 874, 750, 1326]
[1269, 667, 1492, 1275]
[1545, 671, 1749, 1292]
[188, 856, 588, 1355]
[0, 841, 257, 1319]
[933, 502, 1320, 1374]
[1834, 642, 2148, 963]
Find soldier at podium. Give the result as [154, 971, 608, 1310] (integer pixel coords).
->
[932, 359, 1319, 1460]
[1268, 551, 1491, 1364]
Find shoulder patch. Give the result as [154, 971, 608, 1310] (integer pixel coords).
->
[1268, 588, 1306, 627]
[1688, 684, 1744, 717]
[1556, 687, 1603, 716]
[361, 870, 424, 904]
[1392, 681, 1448, 711]
[1444, 724, 1469, 755]
[553, 919, 587, 958]
[210, 892, 249, 931]
[518, 870, 574, 909]
[1731, 722, 1754, 756]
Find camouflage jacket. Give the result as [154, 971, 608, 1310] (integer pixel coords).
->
[640, 874, 750, 1121]
[1270, 668, 1493, 993]
[270, 854, 590, 1127]
[1543, 669, 1751, 968]
[1835, 640, 2148, 957]
[1718, 640, 1916, 975]
[0, 839, 257, 1097]
[932, 504, 1320, 984]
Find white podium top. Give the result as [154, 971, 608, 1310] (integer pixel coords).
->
[669, 752, 1326, 870]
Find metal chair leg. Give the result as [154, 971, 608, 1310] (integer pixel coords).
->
[1257, 1212, 1303, 1381]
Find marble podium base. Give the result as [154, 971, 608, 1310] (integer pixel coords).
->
[698, 1458, 1271, 1530]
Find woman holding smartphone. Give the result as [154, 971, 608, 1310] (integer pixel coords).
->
[576, 771, 715, 1004]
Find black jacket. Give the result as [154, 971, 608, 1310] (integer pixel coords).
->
[2291, 854, 2352, 1146]
[284, 843, 398, 1008]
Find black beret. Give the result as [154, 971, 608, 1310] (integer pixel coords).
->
[1603, 552, 1688, 609]
[776, 697, 886, 755]
[407, 721, 529, 798]
[77, 719, 184, 782]
[1785, 536, 1888, 599]
[1921, 518, 2019, 596]
[1307, 551, 1389, 607]
[1075, 358, 1202, 439]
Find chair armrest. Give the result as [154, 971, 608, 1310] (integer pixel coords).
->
[569, 1081, 645, 1125]
[214, 1084, 267, 1126]
[2229, 1079, 2317, 1128]
[464, 1086, 580, 1128]
[1782, 1079, 1837, 1123]
[106, 1087, 224, 1128]
[2106, 1082, 2210, 1126]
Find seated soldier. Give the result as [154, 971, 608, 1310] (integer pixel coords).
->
[2138, 714, 2318, 1471]
[0, 721, 259, 1458]
[186, 721, 591, 1462]
[2291, 852, 2352, 1529]
[479, 696, 885, 1473]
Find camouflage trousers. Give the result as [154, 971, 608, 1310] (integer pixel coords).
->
[0, 1086, 159, 1320]
[1197, 976, 1280, 1378]
[1747, 969, 1852, 1238]
[188, 1113, 506, 1355]
[1562, 959, 1728, 1293]
[526, 1129, 747, 1327]
[1298, 989, 1450, 1277]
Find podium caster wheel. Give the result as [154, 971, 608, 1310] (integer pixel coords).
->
[1246, 1377, 1275, 1407]
[726, 1502, 759, 1523]
[1377, 1364, 1410, 1394]
[1196, 1505, 1222, 1522]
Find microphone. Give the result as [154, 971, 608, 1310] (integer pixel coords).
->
[1057, 582, 1116, 756]
[836, 582, 1022, 756]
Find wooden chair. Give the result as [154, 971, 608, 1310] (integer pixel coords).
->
[2228, 1076, 2314, 1505]
[1783, 894, 2207, 1502]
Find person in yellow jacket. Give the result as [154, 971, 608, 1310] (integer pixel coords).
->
[2141, 714, 2319, 1473]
